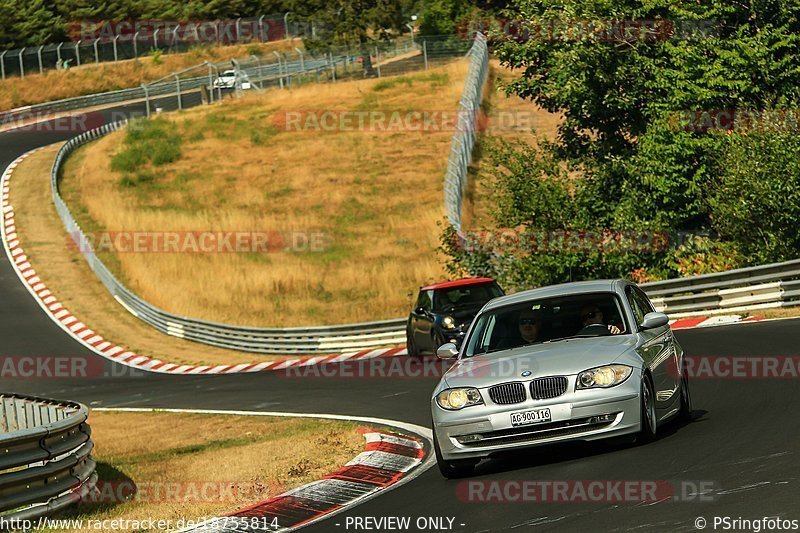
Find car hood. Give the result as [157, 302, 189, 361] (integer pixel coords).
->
[443, 335, 639, 389]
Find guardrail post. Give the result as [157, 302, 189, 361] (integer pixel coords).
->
[174, 74, 182, 110]
[273, 51, 284, 89]
[18, 48, 25, 78]
[113, 35, 119, 62]
[142, 84, 151, 117]
[0, 51, 6, 80]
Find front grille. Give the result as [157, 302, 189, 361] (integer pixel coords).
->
[488, 382, 526, 405]
[529, 376, 568, 400]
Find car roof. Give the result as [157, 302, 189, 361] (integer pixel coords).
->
[483, 279, 630, 311]
[420, 277, 496, 291]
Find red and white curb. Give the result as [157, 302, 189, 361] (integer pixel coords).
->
[669, 315, 761, 330]
[0, 151, 407, 375]
[96, 408, 432, 533]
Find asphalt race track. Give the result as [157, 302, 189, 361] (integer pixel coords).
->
[2, 107, 800, 532]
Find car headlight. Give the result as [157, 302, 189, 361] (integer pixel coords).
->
[576, 364, 632, 389]
[436, 388, 483, 410]
[442, 316, 457, 329]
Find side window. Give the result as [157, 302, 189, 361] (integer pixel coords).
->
[626, 287, 646, 327]
[415, 291, 432, 311]
[633, 287, 656, 315]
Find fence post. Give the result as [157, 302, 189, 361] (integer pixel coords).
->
[329, 52, 336, 82]
[423, 40, 428, 70]
[93, 39, 99, 63]
[113, 35, 119, 62]
[0, 51, 6, 80]
[153, 29, 160, 50]
[207, 63, 215, 103]
[251, 55, 263, 89]
[259, 15, 266, 42]
[295, 47, 304, 71]
[76, 40, 81, 66]
[375, 47, 381, 77]
[56, 42, 63, 66]
[37, 46, 44, 74]
[18, 48, 25, 78]
[284, 12, 292, 39]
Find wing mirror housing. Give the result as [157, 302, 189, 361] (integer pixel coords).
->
[436, 342, 459, 360]
[640, 312, 669, 330]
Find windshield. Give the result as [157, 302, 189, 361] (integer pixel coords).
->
[463, 292, 629, 357]
[432, 283, 503, 313]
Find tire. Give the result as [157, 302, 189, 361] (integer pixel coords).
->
[433, 428, 477, 479]
[679, 372, 693, 422]
[637, 375, 658, 443]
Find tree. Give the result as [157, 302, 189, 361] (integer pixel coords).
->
[288, 0, 409, 75]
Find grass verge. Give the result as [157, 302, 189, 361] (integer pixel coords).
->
[61, 62, 468, 326]
[40, 411, 364, 532]
[9, 144, 294, 367]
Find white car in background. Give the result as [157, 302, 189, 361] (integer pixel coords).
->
[212, 70, 252, 90]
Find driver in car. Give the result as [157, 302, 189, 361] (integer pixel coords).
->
[580, 305, 622, 335]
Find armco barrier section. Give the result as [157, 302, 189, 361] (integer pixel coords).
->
[0, 395, 95, 523]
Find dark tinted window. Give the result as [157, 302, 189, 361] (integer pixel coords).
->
[464, 292, 629, 357]
[415, 290, 433, 311]
[432, 283, 503, 313]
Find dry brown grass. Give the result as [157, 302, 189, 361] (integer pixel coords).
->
[43, 411, 364, 532]
[62, 62, 467, 326]
[742, 307, 800, 321]
[10, 145, 293, 366]
[462, 60, 562, 228]
[0, 40, 299, 111]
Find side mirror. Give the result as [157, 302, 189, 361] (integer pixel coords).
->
[640, 312, 669, 330]
[414, 306, 429, 316]
[436, 342, 458, 360]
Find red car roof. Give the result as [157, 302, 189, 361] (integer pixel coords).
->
[421, 277, 496, 291]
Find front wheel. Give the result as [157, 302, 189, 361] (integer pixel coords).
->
[637, 375, 658, 443]
[433, 428, 477, 479]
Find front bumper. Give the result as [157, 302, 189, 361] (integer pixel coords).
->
[432, 375, 642, 461]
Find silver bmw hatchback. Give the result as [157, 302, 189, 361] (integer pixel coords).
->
[431, 279, 692, 478]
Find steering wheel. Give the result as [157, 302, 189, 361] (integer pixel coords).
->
[577, 323, 612, 336]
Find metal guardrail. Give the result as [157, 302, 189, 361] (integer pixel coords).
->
[640, 259, 800, 316]
[444, 33, 488, 231]
[0, 395, 95, 524]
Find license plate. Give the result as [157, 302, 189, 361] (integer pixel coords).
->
[510, 408, 552, 427]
